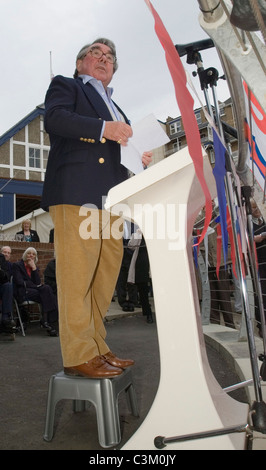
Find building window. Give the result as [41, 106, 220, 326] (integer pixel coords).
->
[43, 149, 49, 169]
[200, 131, 206, 142]
[210, 149, 215, 164]
[173, 139, 181, 152]
[169, 119, 181, 135]
[195, 112, 201, 124]
[219, 103, 225, 116]
[29, 147, 41, 168]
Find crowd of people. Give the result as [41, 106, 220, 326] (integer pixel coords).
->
[0, 245, 58, 337]
[2, 191, 266, 339]
[2, 193, 266, 341]
[0, 220, 154, 339]
[0, 234, 154, 338]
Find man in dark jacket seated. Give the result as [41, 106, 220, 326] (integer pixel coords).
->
[12, 247, 58, 337]
[44, 257, 57, 297]
[0, 250, 15, 333]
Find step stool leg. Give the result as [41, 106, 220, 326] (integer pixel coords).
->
[126, 383, 139, 417]
[95, 379, 121, 448]
[43, 375, 57, 441]
[73, 400, 87, 412]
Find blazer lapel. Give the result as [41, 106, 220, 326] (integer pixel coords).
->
[76, 78, 130, 124]
[111, 100, 130, 125]
[76, 78, 114, 121]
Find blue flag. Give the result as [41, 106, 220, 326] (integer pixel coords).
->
[212, 129, 228, 266]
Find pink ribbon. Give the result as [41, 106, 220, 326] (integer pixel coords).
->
[145, 0, 213, 244]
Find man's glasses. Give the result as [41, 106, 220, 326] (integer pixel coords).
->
[85, 47, 116, 65]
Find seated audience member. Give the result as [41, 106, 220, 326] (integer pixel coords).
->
[12, 247, 58, 336]
[252, 199, 266, 336]
[15, 219, 40, 242]
[0, 247, 15, 333]
[128, 229, 153, 324]
[49, 228, 54, 243]
[1, 246, 13, 276]
[116, 236, 138, 312]
[44, 257, 57, 296]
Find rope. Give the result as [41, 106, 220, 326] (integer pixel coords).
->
[249, 0, 266, 44]
[199, 1, 221, 15]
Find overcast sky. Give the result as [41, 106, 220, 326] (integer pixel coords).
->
[0, 0, 231, 136]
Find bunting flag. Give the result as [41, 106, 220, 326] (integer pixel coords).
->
[226, 205, 246, 280]
[193, 236, 199, 268]
[144, 0, 213, 244]
[226, 207, 237, 279]
[193, 229, 201, 268]
[216, 203, 246, 280]
[243, 80, 266, 190]
[216, 222, 222, 279]
[185, 72, 230, 260]
[212, 129, 228, 266]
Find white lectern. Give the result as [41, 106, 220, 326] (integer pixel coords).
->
[105, 147, 248, 450]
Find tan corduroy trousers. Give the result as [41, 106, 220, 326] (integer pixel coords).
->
[50, 205, 123, 367]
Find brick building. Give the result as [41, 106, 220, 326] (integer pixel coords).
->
[164, 98, 238, 165]
[0, 105, 50, 224]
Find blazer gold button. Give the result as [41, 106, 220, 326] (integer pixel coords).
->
[99, 158, 105, 164]
[101, 138, 106, 144]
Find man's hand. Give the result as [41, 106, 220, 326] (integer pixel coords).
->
[103, 121, 133, 146]
[141, 151, 152, 167]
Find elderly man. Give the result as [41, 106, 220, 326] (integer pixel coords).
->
[0, 246, 15, 332]
[1, 246, 12, 273]
[41, 38, 152, 378]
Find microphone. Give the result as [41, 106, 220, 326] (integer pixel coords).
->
[175, 38, 214, 64]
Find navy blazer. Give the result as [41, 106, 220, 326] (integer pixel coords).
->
[41, 75, 130, 210]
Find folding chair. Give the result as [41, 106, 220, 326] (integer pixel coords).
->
[12, 276, 42, 336]
[13, 298, 42, 337]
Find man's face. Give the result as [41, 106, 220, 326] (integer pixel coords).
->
[251, 203, 261, 219]
[1, 247, 11, 261]
[76, 43, 115, 89]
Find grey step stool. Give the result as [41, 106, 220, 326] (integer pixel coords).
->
[43, 367, 139, 448]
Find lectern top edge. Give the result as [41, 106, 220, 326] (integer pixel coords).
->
[105, 146, 206, 211]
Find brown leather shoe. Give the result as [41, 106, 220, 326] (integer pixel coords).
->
[102, 351, 134, 369]
[64, 355, 123, 378]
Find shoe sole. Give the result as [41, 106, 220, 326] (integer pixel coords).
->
[64, 367, 122, 379]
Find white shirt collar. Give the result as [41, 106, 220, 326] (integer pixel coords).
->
[79, 74, 113, 99]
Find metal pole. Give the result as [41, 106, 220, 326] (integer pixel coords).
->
[201, 68, 263, 403]
[242, 188, 266, 379]
[154, 424, 251, 449]
[210, 81, 266, 432]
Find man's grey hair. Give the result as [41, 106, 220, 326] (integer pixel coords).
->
[73, 37, 118, 78]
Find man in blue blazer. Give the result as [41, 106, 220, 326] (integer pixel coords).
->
[41, 38, 151, 378]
